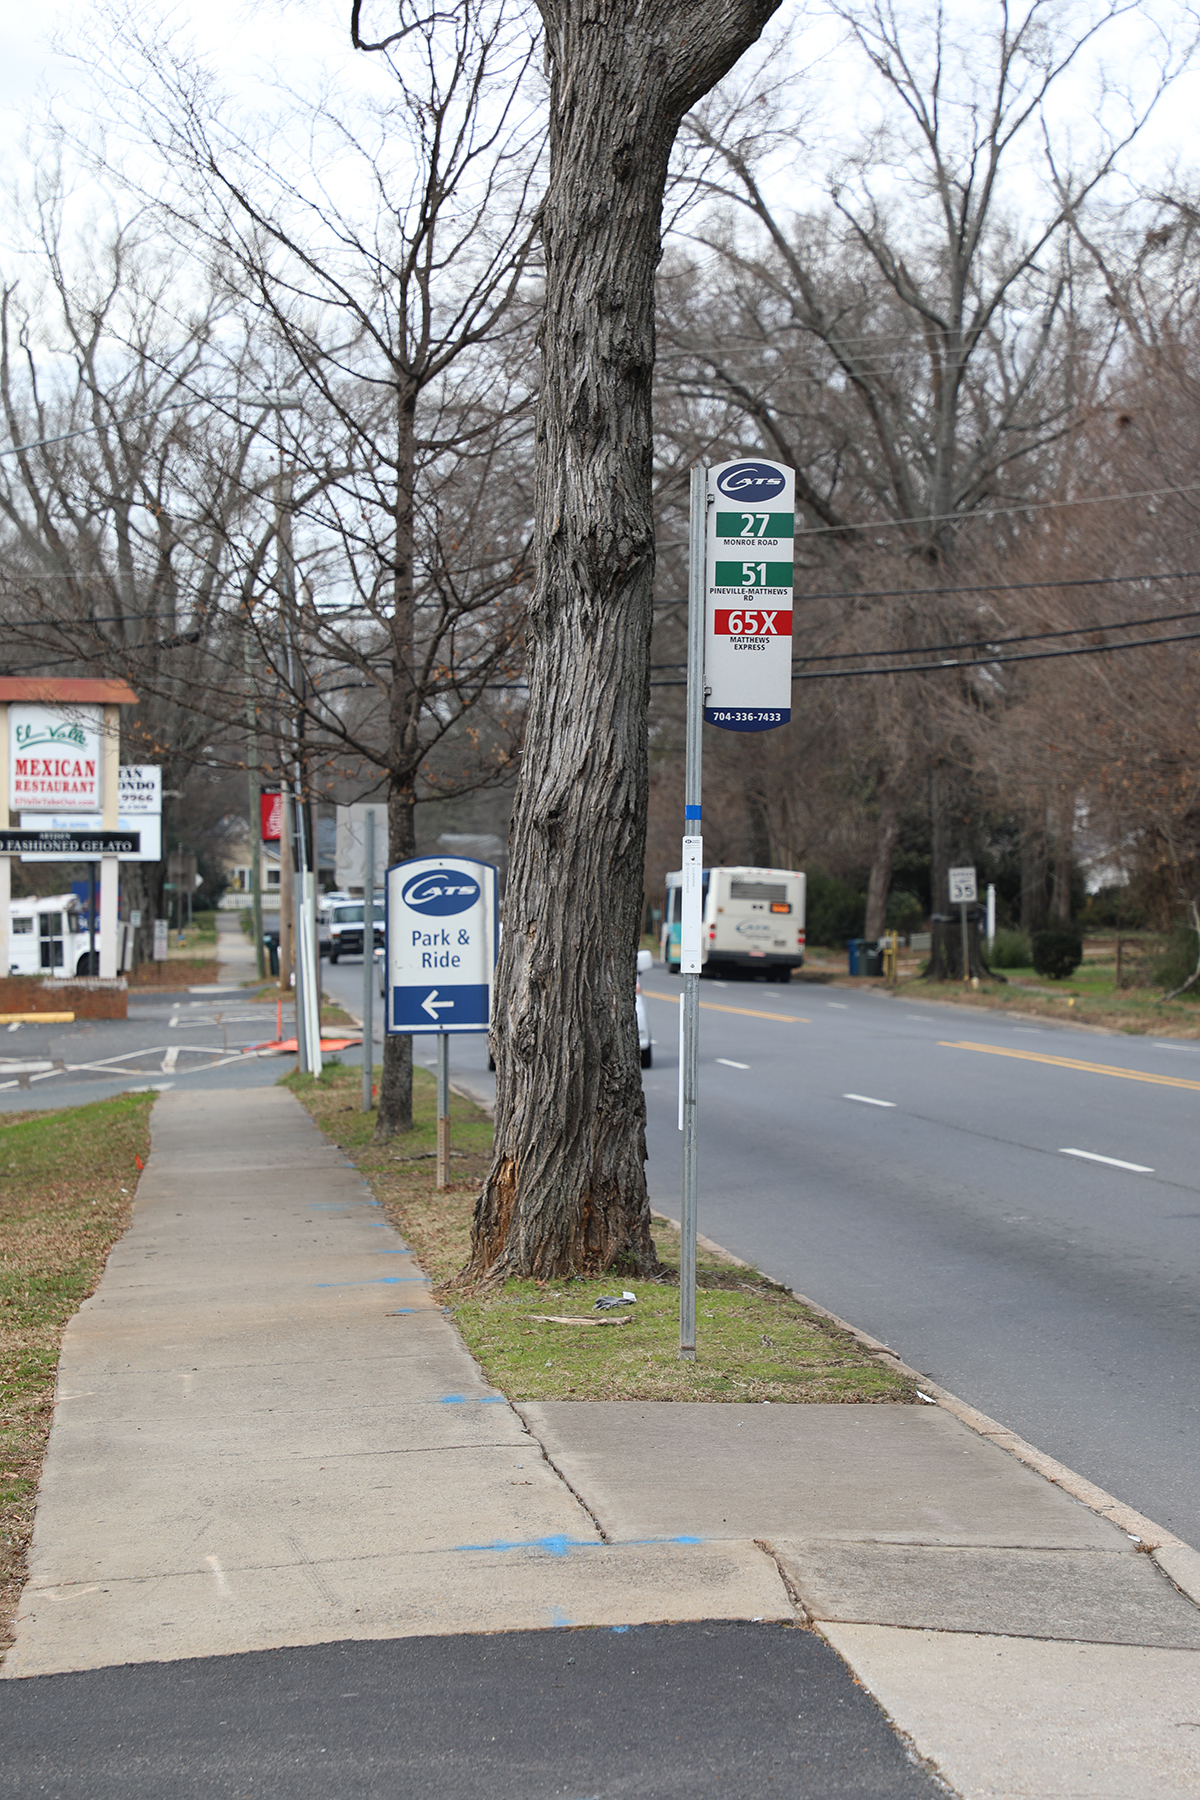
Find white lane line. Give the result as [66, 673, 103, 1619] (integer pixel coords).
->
[843, 1093, 897, 1108]
[161, 1045, 180, 1073]
[1060, 1148, 1154, 1174]
[716, 1058, 750, 1070]
[828, 1002, 848, 1009]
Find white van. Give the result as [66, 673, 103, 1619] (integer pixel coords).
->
[8, 894, 97, 977]
[661, 865, 806, 979]
[318, 893, 385, 962]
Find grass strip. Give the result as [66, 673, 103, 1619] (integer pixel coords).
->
[0, 1092, 153, 1654]
[286, 1062, 912, 1408]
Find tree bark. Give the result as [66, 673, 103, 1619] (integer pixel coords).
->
[1050, 790, 1074, 924]
[1021, 805, 1049, 935]
[469, 0, 780, 1281]
[863, 777, 903, 941]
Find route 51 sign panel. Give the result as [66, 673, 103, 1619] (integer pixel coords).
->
[384, 856, 497, 1034]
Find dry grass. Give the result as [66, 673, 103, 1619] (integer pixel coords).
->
[0, 1093, 153, 1655]
[286, 1063, 913, 1409]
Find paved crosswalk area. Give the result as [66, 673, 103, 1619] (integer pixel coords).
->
[0, 990, 297, 1107]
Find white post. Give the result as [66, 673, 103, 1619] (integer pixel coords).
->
[99, 704, 120, 979]
[361, 807, 376, 1111]
[987, 883, 996, 948]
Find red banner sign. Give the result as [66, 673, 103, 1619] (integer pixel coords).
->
[260, 791, 283, 842]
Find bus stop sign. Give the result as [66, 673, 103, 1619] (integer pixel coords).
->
[384, 856, 497, 1034]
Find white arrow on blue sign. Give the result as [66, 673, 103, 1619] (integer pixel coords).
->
[384, 856, 498, 1035]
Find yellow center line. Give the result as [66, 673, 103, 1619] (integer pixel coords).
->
[941, 1040, 1200, 1093]
[644, 991, 809, 1025]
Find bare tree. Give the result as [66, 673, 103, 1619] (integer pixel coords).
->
[0, 187, 278, 949]
[656, 0, 1188, 932]
[75, 0, 543, 1132]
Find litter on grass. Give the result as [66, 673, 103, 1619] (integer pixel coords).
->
[593, 1290, 637, 1311]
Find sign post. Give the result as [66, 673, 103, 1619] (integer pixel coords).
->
[678, 458, 796, 1360]
[361, 808, 376, 1114]
[949, 866, 978, 981]
[384, 855, 497, 1188]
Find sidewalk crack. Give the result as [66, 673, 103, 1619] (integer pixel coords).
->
[754, 1537, 810, 1625]
[511, 1404, 610, 1544]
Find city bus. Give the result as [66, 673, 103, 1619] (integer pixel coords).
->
[660, 865, 806, 979]
[7, 893, 97, 977]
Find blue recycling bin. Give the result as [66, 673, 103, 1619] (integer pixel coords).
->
[847, 938, 863, 976]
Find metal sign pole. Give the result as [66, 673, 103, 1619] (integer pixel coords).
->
[361, 808, 376, 1111]
[680, 463, 707, 1362]
[960, 900, 970, 983]
[436, 1033, 450, 1188]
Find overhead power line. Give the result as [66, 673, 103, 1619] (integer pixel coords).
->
[648, 624, 1200, 687]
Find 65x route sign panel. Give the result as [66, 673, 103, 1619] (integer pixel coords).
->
[384, 855, 497, 1035]
[704, 460, 795, 732]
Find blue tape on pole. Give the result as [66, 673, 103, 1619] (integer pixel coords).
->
[684, 805, 702, 819]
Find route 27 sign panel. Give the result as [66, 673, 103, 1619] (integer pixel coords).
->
[384, 856, 497, 1035]
[704, 459, 795, 732]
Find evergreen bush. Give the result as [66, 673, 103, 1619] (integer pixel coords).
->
[1031, 926, 1083, 980]
[988, 928, 1031, 969]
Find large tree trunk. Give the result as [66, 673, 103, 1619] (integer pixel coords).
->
[863, 776, 903, 940]
[1021, 804, 1049, 935]
[468, 0, 780, 1281]
[1050, 790, 1074, 923]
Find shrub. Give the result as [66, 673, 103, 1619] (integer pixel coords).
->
[1152, 925, 1200, 996]
[988, 928, 1031, 969]
[806, 870, 866, 948]
[885, 888, 925, 935]
[1031, 926, 1083, 980]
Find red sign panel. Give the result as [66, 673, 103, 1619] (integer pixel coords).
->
[712, 608, 793, 637]
[260, 791, 283, 842]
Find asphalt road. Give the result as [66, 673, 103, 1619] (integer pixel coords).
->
[638, 968, 1200, 1547]
[0, 1622, 940, 1800]
[0, 988, 298, 1112]
[12, 948, 1197, 1545]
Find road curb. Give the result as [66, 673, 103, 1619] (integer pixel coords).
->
[650, 1208, 1197, 1606]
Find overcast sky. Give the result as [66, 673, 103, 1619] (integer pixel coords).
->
[1, 2, 1197, 232]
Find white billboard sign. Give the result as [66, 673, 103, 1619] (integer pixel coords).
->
[19, 764, 163, 862]
[384, 856, 497, 1035]
[704, 461, 795, 733]
[9, 704, 103, 811]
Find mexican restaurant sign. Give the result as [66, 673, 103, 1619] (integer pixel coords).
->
[9, 704, 103, 811]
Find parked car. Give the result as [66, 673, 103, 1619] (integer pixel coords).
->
[636, 947, 652, 1068]
[319, 894, 384, 963]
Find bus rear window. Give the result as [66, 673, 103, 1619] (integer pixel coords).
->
[730, 880, 788, 903]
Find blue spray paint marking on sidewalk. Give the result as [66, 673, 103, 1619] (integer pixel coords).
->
[440, 1394, 507, 1405]
[453, 1534, 703, 1556]
[314, 1276, 428, 1288]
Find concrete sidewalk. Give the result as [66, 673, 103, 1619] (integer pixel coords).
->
[5, 1083, 1200, 1799]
